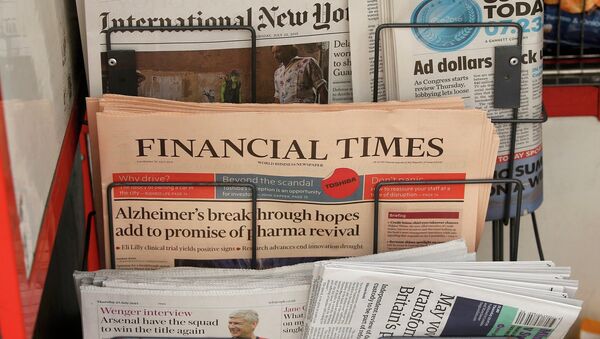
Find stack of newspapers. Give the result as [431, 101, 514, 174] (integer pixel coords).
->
[75, 241, 582, 338]
[87, 94, 498, 269]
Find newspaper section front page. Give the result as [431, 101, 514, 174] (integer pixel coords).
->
[348, 0, 544, 220]
[96, 108, 496, 268]
[84, 0, 354, 104]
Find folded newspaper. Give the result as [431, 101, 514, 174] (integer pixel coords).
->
[90, 95, 498, 268]
[75, 241, 582, 339]
[75, 241, 473, 339]
[304, 260, 581, 338]
[348, 0, 545, 220]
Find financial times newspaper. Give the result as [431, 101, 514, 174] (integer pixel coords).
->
[348, 0, 544, 220]
[96, 108, 496, 268]
[304, 264, 581, 339]
[84, 0, 353, 103]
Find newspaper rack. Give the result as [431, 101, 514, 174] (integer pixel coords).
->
[104, 25, 258, 102]
[97, 24, 544, 265]
[373, 178, 524, 261]
[371, 22, 547, 261]
[106, 181, 259, 268]
[104, 177, 525, 271]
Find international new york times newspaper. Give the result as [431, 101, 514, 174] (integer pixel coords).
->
[96, 109, 495, 269]
[84, 0, 353, 103]
[349, 0, 544, 220]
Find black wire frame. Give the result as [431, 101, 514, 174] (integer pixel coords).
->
[104, 25, 258, 103]
[371, 22, 547, 260]
[373, 178, 524, 261]
[82, 211, 97, 271]
[106, 181, 258, 269]
[543, 0, 600, 85]
[372, 22, 546, 219]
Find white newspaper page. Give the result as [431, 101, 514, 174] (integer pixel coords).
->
[84, 0, 353, 103]
[305, 266, 581, 339]
[349, 0, 544, 219]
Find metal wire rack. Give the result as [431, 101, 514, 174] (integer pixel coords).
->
[543, 0, 600, 85]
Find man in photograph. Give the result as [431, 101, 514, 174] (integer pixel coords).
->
[272, 45, 328, 104]
[228, 310, 267, 339]
[220, 69, 243, 103]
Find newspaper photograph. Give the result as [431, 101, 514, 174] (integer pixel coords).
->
[96, 107, 496, 268]
[348, 0, 544, 220]
[84, 0, 353, 103]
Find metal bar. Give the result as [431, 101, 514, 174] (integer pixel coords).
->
[373, 178, 524, 257]
[544, 68, 600, 75]
[509, 217, 519, 260]
[490, 104, 548, 123]
[556, 0, 563, 80]
[492, 220, 500, 261]
[105, 25, 257, 103]
[543, 82, 600, 88]
[531, 212, 545, 260]
[82, 211, 96, 271]
[544, 54, 600, 59]
[502, 108, 519, 225]
[579, 0, 588, 84]
[497, 220, 504, 261]
[107, 181, 258, 269]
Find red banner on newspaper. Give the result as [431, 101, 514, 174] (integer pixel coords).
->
[388, 211, 460, 219]
[496, 144, 543, 164]
[112, 172, 215, 199]
[363, 173, 466, 200]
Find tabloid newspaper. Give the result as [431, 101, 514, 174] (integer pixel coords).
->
[83, 0, 354, 103]
[94, 97, 497, 269]
[348, 0, 545, 220]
